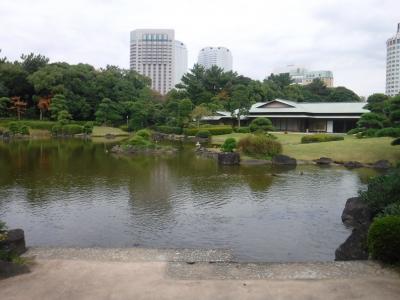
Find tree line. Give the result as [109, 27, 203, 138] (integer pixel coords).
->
[0, 51, 363, 130]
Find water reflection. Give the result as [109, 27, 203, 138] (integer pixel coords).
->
[0, 139, 382, 261]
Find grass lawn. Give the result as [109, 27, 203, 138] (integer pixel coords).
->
[91, 126, 129, 137]
[212, 132, 400, 163]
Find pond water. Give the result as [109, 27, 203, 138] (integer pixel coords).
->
[0, 139, 380, 262]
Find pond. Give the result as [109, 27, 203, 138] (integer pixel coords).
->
[0, 139, 381, 262]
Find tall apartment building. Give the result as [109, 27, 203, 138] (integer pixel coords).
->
[275, 65, 334, 87]
[130, 29, 187, 95]
[386, 23, 400, 96]
[198, 47, 232, 71]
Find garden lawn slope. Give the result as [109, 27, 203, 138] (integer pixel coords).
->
[212, 133, 400, 163]
[91, 126, 129, 137]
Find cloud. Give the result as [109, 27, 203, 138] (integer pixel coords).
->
[0, 0, 399, 96]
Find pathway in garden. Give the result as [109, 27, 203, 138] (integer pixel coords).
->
[1, 247, 399, 300]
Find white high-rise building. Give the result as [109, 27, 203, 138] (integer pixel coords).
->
[198, 47, 232, 71]
[386, 23, 400, 97]
[174, 40, 188, 86]
[130, 29, 188, 95]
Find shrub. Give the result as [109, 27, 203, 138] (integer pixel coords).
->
[125, 135, 154, 149]
[357, 112, 386, 129]
[8, 122, 30, 135]
[83, 122, 94, 134]
[249, 118, 274, 133]
[184, 126, 232, 136]
[220, 138, 237, 152]
[196, 130, 211, 138]
[356, 128, 378, 138]
[51, 124, 63, 135]
[375, 127, 400, 138]
[347, 128, 363, 135]
[238, 134, 282, 158]
[155, 125, 182, 135]
[301, 134, 344, 144]
[21, 121, 55, 131]
[119, 125, 129, 132]
[379, 203, 400, 217]
[367, 216, 400, 263]
[62, 124, 84, 135]
[360, 168, 400, 215]
[235, 126, 250, 133]
[392, 137, 400, 146]
[135, 129, 152, 140]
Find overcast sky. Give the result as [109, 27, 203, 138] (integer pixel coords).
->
[1, 0, 399, 97]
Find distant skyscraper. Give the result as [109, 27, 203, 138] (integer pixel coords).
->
[386, 23, 400, 96]
[130, 29, 188, 95]
[174, 40, 188, 86]
[198, 47, 232, 71]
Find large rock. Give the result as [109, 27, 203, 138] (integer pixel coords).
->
[272, 155, 297, 165]
[371, 160, 391, 169]
[0, 260, 30, 279]
[335, 225, 369, 261]
[314, 157, 333, 165]
[0, 229, 26, 255]
[341, 197, 372, 228]
[218, 152, 240, 165]
[344, 161, 364, 168]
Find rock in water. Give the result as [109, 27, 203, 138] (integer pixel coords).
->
[218, 152, 240, 165]
[344, 161, 364, 168]
[335, 225, 369, 261]
[272, 155, 297, 165]
[341, 197, 372, 228]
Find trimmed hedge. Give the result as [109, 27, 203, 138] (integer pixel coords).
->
[234, 126, 250, 133]
[301, 134, 344, 144]
[374, 127, 400, 138]
[238, 134, 282, 158]
[368, 216, 400, 263]
[155, 125, 182, 135]
[62, 124, 84, 135]
[196, 130, 211, 138]
[249, 118, 274, 133]
[184, 126, 233, 136]
[220, 137, 237, 152]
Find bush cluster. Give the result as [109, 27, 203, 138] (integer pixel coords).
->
[51, 124, 84, 135]
[83, 122, 94, 134]
[360, 168, 400, 215]
[155, 125, 182, 135]
[220, 138, 237, 152]
[135, 129, 152, 140]
[196, 130, 211, 138]
[238, 134, 282, 158]
[125, 135, 155, 149]
[249, 118, 274, 133]
[234, 126, 250, 133]
[183, 126, 232, 136]
[367, 216, 400, 263]
[374, 127, 400, 138]
[8, 122, 30, 135]
[301, 134, 344, 144]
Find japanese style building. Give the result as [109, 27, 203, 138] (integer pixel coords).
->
[205, 99, 369, 133]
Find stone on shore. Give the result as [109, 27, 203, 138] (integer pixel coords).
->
[344, 161, 364, 168]
[0, 229, 26, 255]
[371, 160, 391, 169]
[218, 152, 240, 165]
[272, 155, 297, 165]
[314, 157, 333, 165]
[335, 225, 369, 261]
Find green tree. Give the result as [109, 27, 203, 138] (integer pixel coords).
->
[0, 96, 10, 117]
[266, 73, 293, 89]
[49, 94, 68, 120]
[228, 85, 251, 127]
[249, 117, 274, 133]
[357, 112, 387, 129]
[20, 53, 49, 74]
[328, 86, 360, 102]
[366, 93, 390, 114]
[95, 98, 123, 125]
[191, 105, 211, 127]
[57, 110, 72, 125]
